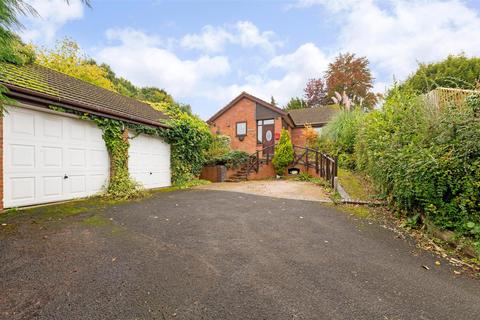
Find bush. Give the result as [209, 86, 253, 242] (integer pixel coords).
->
[319, 108, 364, 169]
[206, 150, 250, 169]
[272, 129, 294, 175]
[160, 105, 212, 185]
[356, 86, 480, 242]
[204, 134, 231, 160]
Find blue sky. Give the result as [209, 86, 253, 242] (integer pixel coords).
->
[20, 0, 480, 119]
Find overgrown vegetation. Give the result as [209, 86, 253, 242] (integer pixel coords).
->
[314, 55, 480, 252]
[356, 88, 480, 245]
[92, 117, 143, 200]
[319, 108, 365, 169]
[272, 129, 294, 176]
[204, 134, 250, 168]
[159, 104, 212, 186]
[400, 54, 480, 94]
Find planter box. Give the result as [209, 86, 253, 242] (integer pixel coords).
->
[200, 165, 227, 182]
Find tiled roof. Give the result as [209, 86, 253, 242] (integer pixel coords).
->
[0, 63, 169, 127]
[288, 105, 340, 126]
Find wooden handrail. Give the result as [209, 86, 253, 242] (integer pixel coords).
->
[240, 143, 338, 186]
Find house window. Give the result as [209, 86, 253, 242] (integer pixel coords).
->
[257, 119, 274, 144]
[236, 122, 247, 137]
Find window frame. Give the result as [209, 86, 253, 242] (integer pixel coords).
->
[236, 121, 247, 137]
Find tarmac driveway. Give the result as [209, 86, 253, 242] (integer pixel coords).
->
[1, 189, 480, 320]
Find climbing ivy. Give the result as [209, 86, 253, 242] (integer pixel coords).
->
[91, 117, 143, 200]
[47, 105, 164, 199]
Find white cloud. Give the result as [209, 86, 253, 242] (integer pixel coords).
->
[180, 25, 233, 53]
[180, 21, 282, 54]
[97, 27, 328, 116]
[20, 0, 84, 43]
[292, 0, 366, 10]
[293, 0, 480, 91]
[210, 43, 330, 106]
[338, 1, 480, 81]
[96, 28, 231, 98]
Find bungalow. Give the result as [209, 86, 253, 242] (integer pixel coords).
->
[0, 63, 171, 209]
[207, 92, 339, 155]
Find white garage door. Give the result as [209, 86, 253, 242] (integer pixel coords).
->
[128, 133, 171, 189]
[3, 106, 110, 208]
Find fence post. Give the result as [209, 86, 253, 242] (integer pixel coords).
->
[315, 149, 319, 174]
[320, 154, 324, 177]
[305, 149, 309, 171]
[256, 150, 259, 172]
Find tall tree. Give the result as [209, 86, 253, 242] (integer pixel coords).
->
[325, 53, 377, 109]
[270, 96, 277, 107]
[304, 78, 327, 107]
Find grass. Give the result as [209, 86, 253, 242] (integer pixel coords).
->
[337, 168, 377, 201]
[293, 172, 333, 190]
[0, 180, 208, 226]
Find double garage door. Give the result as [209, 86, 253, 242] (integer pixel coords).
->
[3, 106, 170, 208]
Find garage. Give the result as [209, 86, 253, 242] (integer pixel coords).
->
[0, 63, 171, 209]
[128, 133, 171, 189]
[3, 106, 110, 208]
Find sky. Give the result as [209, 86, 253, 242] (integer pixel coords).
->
[19, 0, 480, 119]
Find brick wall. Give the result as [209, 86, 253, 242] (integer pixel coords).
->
[210, 97, 257, 154]
[210, 98, 286, 154]
[291, 127, 307, 147]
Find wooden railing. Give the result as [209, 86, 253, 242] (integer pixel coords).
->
[293, 146, 338, 188]
[245, 144, 275, 177]
[244, 144, 338, 187]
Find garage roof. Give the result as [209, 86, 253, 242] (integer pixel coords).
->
[288, 105, 340, 127]
[0, 63, 170, 128]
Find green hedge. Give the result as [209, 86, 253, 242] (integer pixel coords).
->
[356, 87, 480, 244]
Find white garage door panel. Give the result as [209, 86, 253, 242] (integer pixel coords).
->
[3, 106, 110, 208]
[128, 133, 171, 189]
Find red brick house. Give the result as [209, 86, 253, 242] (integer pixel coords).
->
[207, 92, 339, 155]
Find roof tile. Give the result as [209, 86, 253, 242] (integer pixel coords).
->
[0, 63, 169, 126]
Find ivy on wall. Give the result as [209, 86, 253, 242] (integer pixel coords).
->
[48, 105, 163, 199]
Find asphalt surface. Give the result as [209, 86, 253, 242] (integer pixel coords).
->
[1, 189, 480, 320]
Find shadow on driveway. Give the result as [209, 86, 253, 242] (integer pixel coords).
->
[1, 189, 480, 320]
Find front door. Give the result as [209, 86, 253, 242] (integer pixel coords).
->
[263, 123, 275, 156]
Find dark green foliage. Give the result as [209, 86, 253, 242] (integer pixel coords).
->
[356, 87, 480, 242]
[283, 97, 307, 111]
[401, 54, 480, 94]
[159, 104, 212, 185]
[272, 129, 294, 175]
[92, 117, 143, 200]
[206, 150, 250, 169]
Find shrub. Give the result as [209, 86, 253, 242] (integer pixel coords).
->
[356, 86, 480, 242]
[303, 123, 318, 148]
[272, 129, 294, 176]
[160, 105, 212, 185]
[206, 150, 250, 169]
[319, 108, 364, 169]
[204, 134, 231, 160]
